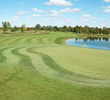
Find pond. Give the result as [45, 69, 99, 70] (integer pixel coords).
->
[65, 37, 110, 50]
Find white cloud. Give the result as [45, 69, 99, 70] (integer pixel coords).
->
[50, 7, 80, 14]
[13, 16, 19, 19]
[27, 14, 41, 18]
[81, 19, 89, 22]
[48, 7, 80, 19]
[58, 18, 75, 26]
[32, 8, 44, 13]
[79, 14, 95, 22]
[103, 0, 110, 2]
[11, 19, 19, 21]
[31, 14, 41, 17]
[11, 16, 20, 22]
[24, 19, 34, 21]
[102, 5, 110, 12]
[50, 13, 62, 18]
[59, 7, 80, 13]
[27, 16, 31, 18]
[82, 14, 91, 18]
[45, 0, 72, 6]
[17, 11, 29, 15]
[50, 10, 57, 13]
[65, 18, 73, 23]
[46, 12, 62, 19]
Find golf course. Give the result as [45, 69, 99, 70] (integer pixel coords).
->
[0, 31, 110, 100]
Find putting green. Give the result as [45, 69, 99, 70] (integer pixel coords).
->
[27, 46, 110, 87]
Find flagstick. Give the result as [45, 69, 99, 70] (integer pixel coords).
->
[84, 43, 86, 54]
[85, 46, 86, 54]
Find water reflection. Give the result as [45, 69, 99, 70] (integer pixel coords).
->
[65, 37, 110, 50]
[81, 37, 109, 41]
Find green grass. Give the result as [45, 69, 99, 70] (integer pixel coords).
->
[0, 31, 110, 100]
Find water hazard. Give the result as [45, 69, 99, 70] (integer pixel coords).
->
[65, 37, 110, 50]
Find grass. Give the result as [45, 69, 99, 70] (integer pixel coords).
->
[0, 31, 110, 100]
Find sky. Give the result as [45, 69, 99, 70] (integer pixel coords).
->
[0, 0, 110, 28]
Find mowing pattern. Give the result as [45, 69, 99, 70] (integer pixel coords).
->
[0, 32, 110, 88]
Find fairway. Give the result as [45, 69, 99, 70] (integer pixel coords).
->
[0, 31, 110, 100]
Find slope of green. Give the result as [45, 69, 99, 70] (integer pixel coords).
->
[0, 31, 110, 100]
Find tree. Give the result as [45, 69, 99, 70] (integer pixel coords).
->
[53, 26, 59, 32]
[74, 25, 79, 33]
[47, 26, 53, 31]
[89, 28, 94, 34]
[10, 26, 17, 33]
[44, 26, 52, 31]
[102, 27, 109, 35]
[98, 28, 102, 34]
[79, 26, 83, 33]
[41, 26, 46, 30]
[67, 26, 74, 32]
[2, 21, 11, 34]
[10, 28, 15, 33]
[84, 25, 89, 34]
[35, 24, 41, 30]
[14, 26, 17, 31]
[27, 27, 31, 31]
[94, 27, 99, 34]
[62, 25, 67, 32]
[21, 24, 26, 32]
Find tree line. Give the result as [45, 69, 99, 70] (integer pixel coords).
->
[1, 21, 110, 35]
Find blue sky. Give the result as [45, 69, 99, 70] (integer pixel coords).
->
[0, 0, 110, 28]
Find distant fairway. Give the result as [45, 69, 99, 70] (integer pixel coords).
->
[0, 31, 110, 100]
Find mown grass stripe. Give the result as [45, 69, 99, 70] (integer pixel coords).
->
[0, 38, 12, 44]
[0, 47, 11, 63]
[27, 47, 73, 75]
[12, 47, 37, 70]
[24, 37, 36, 43]
[9, 37, 24, 45]
[2, 47, 20, 64]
